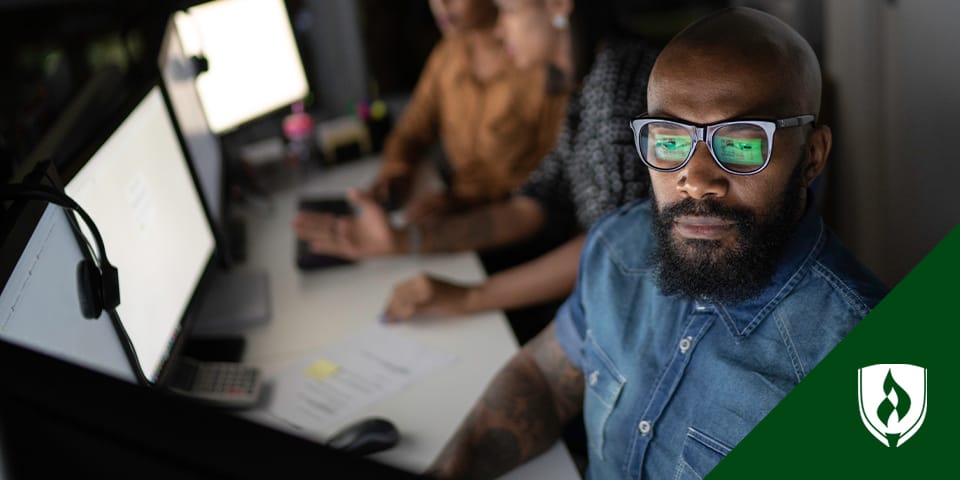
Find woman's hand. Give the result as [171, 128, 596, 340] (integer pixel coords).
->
[292, 188, 401, 259]
[383, 273, 477, 322]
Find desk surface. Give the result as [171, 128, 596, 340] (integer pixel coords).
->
[236, 157, 579, 478]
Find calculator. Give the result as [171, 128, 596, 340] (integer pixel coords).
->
[167, 357, 262, 408]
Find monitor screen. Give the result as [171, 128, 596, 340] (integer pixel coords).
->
[174, 0, 310, 134]
[159, 19, 224, 227]
[65, 87, 215, 382]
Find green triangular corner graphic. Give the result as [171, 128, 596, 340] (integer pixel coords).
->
[708, 225, 960, 479]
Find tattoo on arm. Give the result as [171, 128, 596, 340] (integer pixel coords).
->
[530, 323, 586, 423]
[423, 207, 497, 253]
[431, 323, 583, 479]
[421, 197, 545, 254]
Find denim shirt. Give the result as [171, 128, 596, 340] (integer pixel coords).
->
[555, 199, 887, 479]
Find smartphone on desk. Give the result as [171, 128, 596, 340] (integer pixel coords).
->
[296, 196, 355, 270]
[167, 357, 262, 409]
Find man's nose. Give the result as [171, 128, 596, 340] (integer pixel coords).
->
[676, 142, 728, 200]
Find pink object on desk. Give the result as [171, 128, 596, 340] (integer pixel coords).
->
[283, 112, 314, 141]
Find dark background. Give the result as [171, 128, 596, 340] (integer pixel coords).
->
[1, 0, 957, 299]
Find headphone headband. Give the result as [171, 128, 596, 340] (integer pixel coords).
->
[1, 184, 120, 312]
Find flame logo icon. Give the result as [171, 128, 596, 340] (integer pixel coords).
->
[877, 369, 911, 428]
[858, 364, 927, 448]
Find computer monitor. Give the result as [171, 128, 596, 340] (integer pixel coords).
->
[64, 86, 216, 383]
[0, 175, 134, 383]
[174, 0, 310, 134]
[158, 19, 225, 231]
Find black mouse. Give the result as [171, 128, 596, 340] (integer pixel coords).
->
[327, 417, 399, 455]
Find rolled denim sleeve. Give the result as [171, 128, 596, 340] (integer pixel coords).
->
[554, 206, 625, 373]
[554, 293, 587, 373]
[554, 237, 593, 372]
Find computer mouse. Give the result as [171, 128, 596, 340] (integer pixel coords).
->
[326, 417, 399, 456]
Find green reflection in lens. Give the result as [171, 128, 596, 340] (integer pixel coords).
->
[715, 136, 764, 165]
[653, 134, 692, 162]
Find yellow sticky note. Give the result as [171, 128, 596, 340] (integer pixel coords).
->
[306, 359, 339, 380]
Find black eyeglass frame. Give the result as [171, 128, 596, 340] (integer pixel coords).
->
[628, 114, 816, 176]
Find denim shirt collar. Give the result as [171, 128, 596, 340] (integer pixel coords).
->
[706, 196, 826, 339]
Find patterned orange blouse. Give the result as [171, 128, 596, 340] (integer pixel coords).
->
[379, 33, 568, 203]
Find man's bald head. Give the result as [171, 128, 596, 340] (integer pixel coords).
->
[649, 7, 822, 120]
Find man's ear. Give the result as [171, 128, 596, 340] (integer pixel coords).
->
[803, 124, 832, 187]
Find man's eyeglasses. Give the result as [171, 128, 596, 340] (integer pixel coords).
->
[628, 115, 816, 176]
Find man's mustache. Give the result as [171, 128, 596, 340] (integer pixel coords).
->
[656, 198, 754, 225]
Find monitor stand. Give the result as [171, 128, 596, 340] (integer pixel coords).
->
[226, 215, 248, 263]
[191, 268, 271, 336]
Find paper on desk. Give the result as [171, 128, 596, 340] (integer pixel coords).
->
[267, 327, 456, 436]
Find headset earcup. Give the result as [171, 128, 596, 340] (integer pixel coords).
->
[77, 260, 103, 319]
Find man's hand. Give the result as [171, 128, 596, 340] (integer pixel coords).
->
[383, 273, 476, 321]
[292, 188, 401, 259]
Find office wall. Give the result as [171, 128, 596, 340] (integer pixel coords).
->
[730, 0, 823, 53]
[300, 0, 369, 116]
[825, 0, 960, 286]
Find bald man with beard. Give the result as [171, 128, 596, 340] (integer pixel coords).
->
[429, 7, 887, 480]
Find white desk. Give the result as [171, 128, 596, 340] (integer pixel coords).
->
[236, 157, 579, 478]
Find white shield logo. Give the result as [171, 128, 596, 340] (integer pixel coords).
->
[858, 364, 927, 447]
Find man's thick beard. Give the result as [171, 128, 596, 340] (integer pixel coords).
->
[651, 163, 806, 304]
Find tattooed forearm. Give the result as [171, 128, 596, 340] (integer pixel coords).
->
[430, 323, 583, 479]
[423, 207, 498, 253]
[421, 197, 545, 254]
[459, 429, 522, 479]
[530, 323, 585, 422]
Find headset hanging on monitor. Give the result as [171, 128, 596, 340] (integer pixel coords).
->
[0, 184, 152, 387]
[1, 184, 120, 319]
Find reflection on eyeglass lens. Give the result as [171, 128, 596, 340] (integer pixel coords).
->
[653, 134, 691, 162]
[715, 136, 765, 166]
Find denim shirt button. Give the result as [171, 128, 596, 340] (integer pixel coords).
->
[638, 420, 651, 435]
[679, 336, 693, 354]
[589, 370, 599, 386]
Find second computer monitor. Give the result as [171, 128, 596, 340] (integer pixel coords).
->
[174, 0, 309, 134]
[65, 86, 216, 383]
[159, 19, 225, 229]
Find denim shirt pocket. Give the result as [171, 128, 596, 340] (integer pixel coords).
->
[582, 330, 626, 461]
[673, 426, 733, 480]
